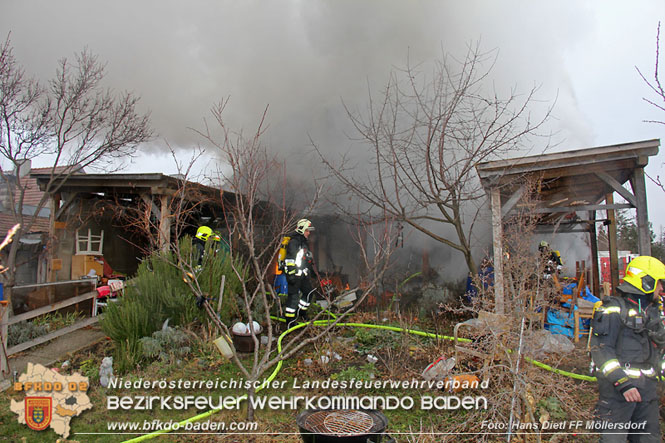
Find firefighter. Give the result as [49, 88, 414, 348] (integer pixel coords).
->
[590, 255, 665, 442]
[538, 240, 562, 278]
[193, 225, 213, 267]
[284, 218, 316, 328]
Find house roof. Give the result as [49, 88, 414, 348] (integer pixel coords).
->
[0, 212, 49, 236]
[11, 165, 84, 208]
[0, 166, 83, 236]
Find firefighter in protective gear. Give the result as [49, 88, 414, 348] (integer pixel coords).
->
[193, 226, 213, 267]
[538, 240, 563, 278]
[284, 219, 316, 328]
[590, 255, 665, 442]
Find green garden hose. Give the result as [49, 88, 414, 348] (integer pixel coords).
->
[121, 316, 595, 442]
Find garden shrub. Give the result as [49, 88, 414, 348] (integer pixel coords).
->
[100, 236, 245, 372]
[140, 324, 191, 363]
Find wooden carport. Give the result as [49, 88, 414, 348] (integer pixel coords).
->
[475, 139, 660, 314]
[32, 173, 229, 251]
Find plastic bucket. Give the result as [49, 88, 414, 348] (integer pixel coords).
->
[213, 334, 235, 359]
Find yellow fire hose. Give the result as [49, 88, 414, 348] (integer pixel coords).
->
[121, 316, 596, 442]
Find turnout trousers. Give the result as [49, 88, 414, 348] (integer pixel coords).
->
[285, 275, 315, 326]
[594, 377, 661, 442]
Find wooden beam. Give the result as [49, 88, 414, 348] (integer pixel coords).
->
[476, 139, 660, 182]
[491, 188, 505, 315]
[158, 194, 171, 252]
[54, 193, 79, 220]
[141, 194, 161, 220]
[501, 184, 526, 217]
[14, 279, 96, 290]
[631, 168, 651, 256]
[589, 211, 600, 297]
[534, 227, 594, 234]
[1, 291, 97, 327]
[606, 194, 620, 292]
[7, 316, 98, 355]
[531, 204, 632, 214]
[594, 172, 637, 207]
[1, 305, 8, 377]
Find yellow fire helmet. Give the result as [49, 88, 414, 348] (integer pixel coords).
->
[295, 218, 315, 235]
[195, 225, 213, 241]
[623, 255, 665, 294]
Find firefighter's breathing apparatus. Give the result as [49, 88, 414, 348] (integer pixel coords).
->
[276, 234, 335, 302]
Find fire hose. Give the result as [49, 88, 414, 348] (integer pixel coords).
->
[122, 315, 596, 442]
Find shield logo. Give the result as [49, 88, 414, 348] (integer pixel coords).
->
[25, 397, 52, 431]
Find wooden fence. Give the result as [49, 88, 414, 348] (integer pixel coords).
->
[1, 280, 98, 378]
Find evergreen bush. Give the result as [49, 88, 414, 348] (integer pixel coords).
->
[140, 324, 191, 363]
[100, 236, 245, 372]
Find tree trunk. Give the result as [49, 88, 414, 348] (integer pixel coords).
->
[246, 386, 256, 421]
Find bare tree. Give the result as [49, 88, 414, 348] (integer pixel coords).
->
[315, 43, 551, 275]
[637, 22, 665, 193]
[189, 99, 396, 420]
[0, 37, 152, 305]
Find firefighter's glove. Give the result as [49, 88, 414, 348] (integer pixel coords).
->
[196, 295, 208, 309]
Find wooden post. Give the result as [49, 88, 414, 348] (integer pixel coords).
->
[217, 275, 226, 314]
[47, 194, 60, 283]
[158, 195, 171, 252]
[631, 167, 651, 256]
[606, 194, 620, 293]
[491, 188, 505, 315]
[1, 303, 8, 379]
[589, 211, 600, 297]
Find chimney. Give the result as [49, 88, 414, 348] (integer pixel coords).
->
[17, 159, 31, 178]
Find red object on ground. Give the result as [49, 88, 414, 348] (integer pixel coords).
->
[95, 286, 111, 298]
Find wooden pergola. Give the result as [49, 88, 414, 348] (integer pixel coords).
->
[475, 139, 660, 314]
[32, 173, 230, 252]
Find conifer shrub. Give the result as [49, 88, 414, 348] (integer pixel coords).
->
[140, 324, 191, 363]
[101, 236, 245, 372]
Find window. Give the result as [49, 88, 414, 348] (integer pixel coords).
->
[76, 229, 104, 255]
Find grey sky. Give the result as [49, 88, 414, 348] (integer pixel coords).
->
[2, 0, 665, 232]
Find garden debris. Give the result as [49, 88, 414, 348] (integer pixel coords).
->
[444, 374, 480, 393]
[422, 355, 455, 381]
[524, 329, 574, 357]
[366, 354, 378, 364]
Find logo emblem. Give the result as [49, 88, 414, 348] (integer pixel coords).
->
[25, 397, 52, 431]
